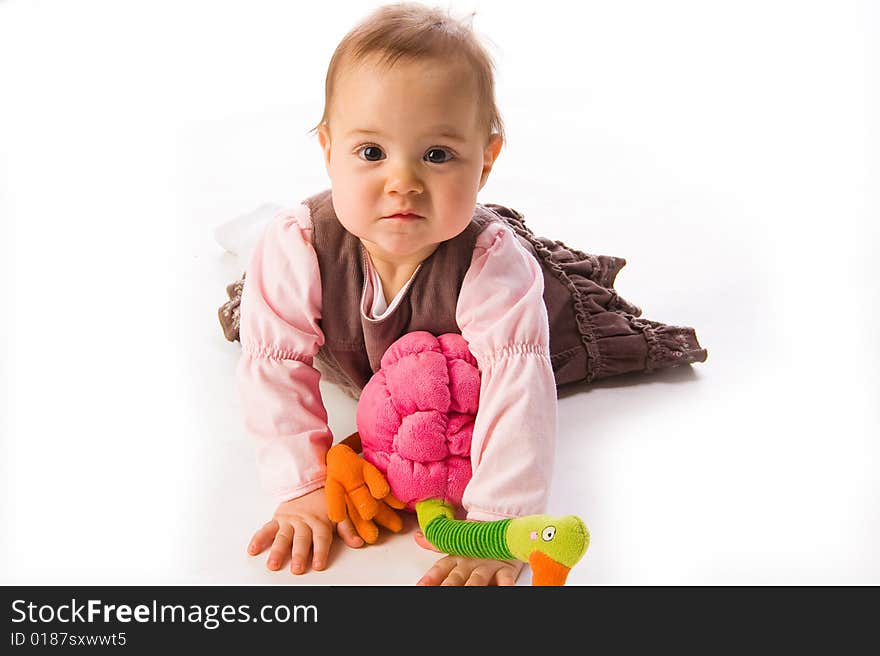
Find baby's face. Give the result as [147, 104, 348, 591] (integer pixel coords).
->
[318, 55, 502, 266]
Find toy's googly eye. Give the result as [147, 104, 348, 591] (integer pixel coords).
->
[541, 526, 556, 542]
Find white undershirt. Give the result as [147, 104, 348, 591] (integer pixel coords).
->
[366, 261, 420, 320]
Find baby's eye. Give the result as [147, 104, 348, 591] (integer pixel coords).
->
[425, 147, 454, 164]
[358, 145, 385, 162]
[355, 145, 454, 164]
[541, 526, 556, 542]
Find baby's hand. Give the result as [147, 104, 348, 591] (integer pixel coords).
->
[417, 554, 524, 586]
[247, 487, 364, 574]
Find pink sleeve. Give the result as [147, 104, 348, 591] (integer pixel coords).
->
[236, 204, 333, 503]
[456, 222, 557, 521]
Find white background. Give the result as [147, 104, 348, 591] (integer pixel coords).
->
[1, 0, 877, 585]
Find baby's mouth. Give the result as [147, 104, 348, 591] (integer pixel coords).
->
[383, 213, 424, 220]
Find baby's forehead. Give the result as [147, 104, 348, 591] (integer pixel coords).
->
[332, 57, 483, 135]
[336, 114, 481, 147]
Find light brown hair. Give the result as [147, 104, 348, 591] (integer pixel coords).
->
[308, 2, 505, 147]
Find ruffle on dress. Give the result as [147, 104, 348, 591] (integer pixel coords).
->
[483, 203, 708, 386]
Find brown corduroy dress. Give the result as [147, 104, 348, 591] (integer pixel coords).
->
[218, 189, 707, 399]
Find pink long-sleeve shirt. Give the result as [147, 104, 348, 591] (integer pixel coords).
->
[236, 202, 557, 521]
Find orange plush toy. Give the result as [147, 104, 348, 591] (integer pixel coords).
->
[325, 432, 405, 544]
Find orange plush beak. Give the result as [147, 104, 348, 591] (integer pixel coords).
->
[529, 550, 572, 586]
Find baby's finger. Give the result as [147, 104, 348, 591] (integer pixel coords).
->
[309, 521, 333, 571]
[494, 566, 518, 587]
[440, 565, 470, 587]
[335, 518, 365, 549]
[416, 555, 457, 586]
[464, 564, 496, 587]
[345, 495, 379, 544]
[290, 520, 313, 574]
[248, 520, 279, 556]
[413, 530, 441, 553]
[373, 502, 403, 533]
[266, 524, 293, 571]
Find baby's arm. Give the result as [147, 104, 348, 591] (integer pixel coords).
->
[414, 223, 556, 586]
[237, 205, 360, 573]
[456, 221, 557, 522]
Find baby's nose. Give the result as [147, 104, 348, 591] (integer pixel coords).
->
[384, 163, 424, 195]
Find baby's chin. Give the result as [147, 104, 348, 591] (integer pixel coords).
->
[359, 231, 445, 260]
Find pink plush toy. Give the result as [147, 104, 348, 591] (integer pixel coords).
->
[355, 331, 481, 511]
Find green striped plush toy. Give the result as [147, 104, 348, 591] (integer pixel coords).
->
[416, 498, 590, 585]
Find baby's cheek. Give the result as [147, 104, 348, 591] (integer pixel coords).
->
[440, 202, 479, 240]
[330, 179, 371, 224]
[332, 198, 368, 237]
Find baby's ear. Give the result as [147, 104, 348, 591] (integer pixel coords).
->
[487, 132, 503, 154]
[317, 123, 332, 168]
[479, 133, 503, 189]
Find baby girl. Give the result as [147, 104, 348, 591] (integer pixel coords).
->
[222, 2, 707, 586]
